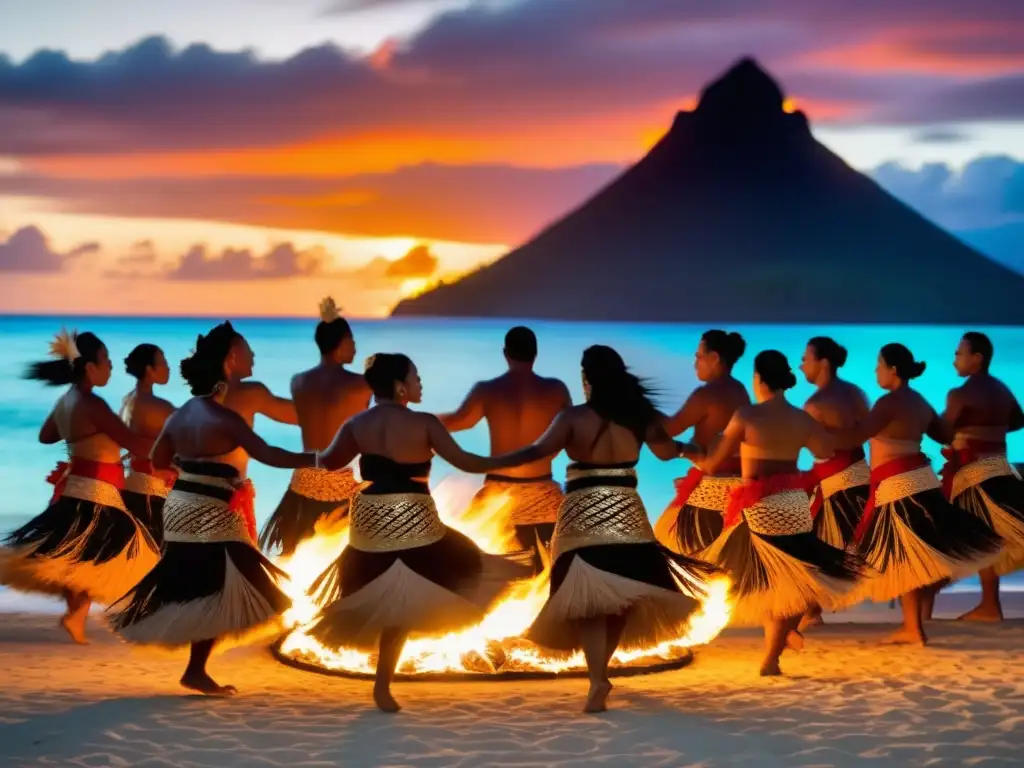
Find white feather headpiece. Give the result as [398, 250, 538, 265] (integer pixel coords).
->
[364, 354, 377, 372]
[48, 327, 81, 366]
[319, 296, 341, 323]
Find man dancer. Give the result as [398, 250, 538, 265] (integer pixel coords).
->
[259, 298, 370, 555]
[654, 330, 749, 557]
[941, 331, 1024, 622]
[440, 326, 570, 573]
[798, 336, 870, 628]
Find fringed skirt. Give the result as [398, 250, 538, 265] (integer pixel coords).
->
[308, 492, 530, 652]
[123, 470, 172, 546]
[655, 470, 742, 557]
[259, 467, 363, 555]
[527, 476, 716, 655]
[109, 476, 291, 648]
[703, 479, 862, 626]
[949, 456, 1024, 577]
[471, 475, 563, 573]
[0, 477, 159, 605]
[811, 460, 870, 550]
[854, 465, 1003, 602]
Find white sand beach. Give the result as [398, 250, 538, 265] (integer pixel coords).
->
[2, 592, 1023, 767]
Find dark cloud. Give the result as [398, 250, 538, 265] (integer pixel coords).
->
[0, 162, 622, 243]
[0, 1, 1022, 157]
[0, 225, 97, 272]
[384, 244, 438, 278]
[165, 242, 327, 281]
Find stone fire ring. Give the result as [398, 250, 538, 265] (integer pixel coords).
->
[270, 637, 694, 682]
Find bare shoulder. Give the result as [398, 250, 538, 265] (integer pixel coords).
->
[152, 394, 177, 415]
[733, 403, 755, 423]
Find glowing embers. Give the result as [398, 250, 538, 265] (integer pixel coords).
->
[273, 477, 732, 679]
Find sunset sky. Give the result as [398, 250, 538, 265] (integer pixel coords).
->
[1, 0, 1023, 317]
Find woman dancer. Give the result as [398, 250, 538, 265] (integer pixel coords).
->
[656, 330, 749, 557]
[121, 343, 176, 544]
[509, 346, 714, 713]
[110, 322, 318, 696]
[0, 330, 159, 643]
[687, 351, 862, 676]
[307, 353, 533, 713]
[841, 343, 1002, 645]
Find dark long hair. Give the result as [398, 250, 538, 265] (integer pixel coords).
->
[24, 331, 105, 387]
[581, 345, 660, 443]
[180, 322, 242, 396]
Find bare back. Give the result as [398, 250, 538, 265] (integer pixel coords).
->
[558, 406, 646, 466]
[291, 365, 371, 451]
[733, 400, 829, 478]
[348, 405, 437, 465]
[668, 376, 750, 448]
[866, 389, 945, 465]
[804, 379, 869, 450]
[946, 374, 1023, 448]
[123, 390, 175, 457]
[479, 373, 569, 477]
[53, 390, 123, 462]
[163, 399, 249, 462]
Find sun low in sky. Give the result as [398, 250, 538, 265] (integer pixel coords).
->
[0, 0, 1022, 317]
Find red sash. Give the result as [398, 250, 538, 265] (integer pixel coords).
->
[853, 453, 930, 543]
[229, 479, 257, 544]
[129, 456, 179, 490]
[668, 456, 742, 512]
[723, 473, 808, 529]
[46, 457, 125, 504]
[803, 448, 866, 519]
[939, 440, 1006, 499]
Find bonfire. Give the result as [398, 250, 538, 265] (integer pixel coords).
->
[273, 477, 732, 677]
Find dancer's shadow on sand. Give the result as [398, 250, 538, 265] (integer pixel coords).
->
[1, 695, 188, 762]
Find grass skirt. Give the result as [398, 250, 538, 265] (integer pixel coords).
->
[1, 495, 159, 605]
[122, 491, 165, 547]
[109, 540, 291, 647]
[258, 468, 361, 556]
[813, 485, 868, 550]
[951, 469, 1024, 577]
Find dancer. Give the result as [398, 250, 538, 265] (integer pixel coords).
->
[798, 337, 870, 628]
[686, 350, 861, 676]
[121, 343, 176, 544]
[441, 326, 570, 573]
[307, 353, 533, 713]
[516, 346, 714, 713]
[840, 343, 1002, 645]
[259, 298, 369, 555]
[941, 332, 1024, 622]
[655, 330, 749, 556]
[0, 330, 159, 644]
[110, 322, 318, 696]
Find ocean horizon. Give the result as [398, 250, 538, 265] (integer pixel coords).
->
[2, 314, 1023, 605]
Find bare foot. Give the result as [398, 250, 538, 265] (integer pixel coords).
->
[759, 660, 782, 677]
[59, 614, 88, 645]
[881, 627, 927, 646]
[785, 630, 805, 652]
[583, 681, 612, 713]
[373, 687, 402, 713]
[180, 671, 238, 697]
[957, 604, 1003, 623]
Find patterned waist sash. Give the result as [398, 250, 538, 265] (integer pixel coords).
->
[289, 466, 363, 501]
[669, 456, 742, 511]
[348, 492, 446, 553]
[552, 467, 654, 560]
[724, 474, 812, 534]
[804, 448, 869, 518]
[163, 470, 255, 545]
[853, 453, 936, 542]
[940, 440, 1009, 499]
[948, 453, 1020, 501]
[478, 475, 563, 526]
[124, 457, 176, 499]
[46, 457, 126, 511]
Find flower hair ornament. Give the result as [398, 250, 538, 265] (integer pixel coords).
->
[319, 296, 341, 323]
[48, 328, 81, 367]
[364, 354, 377, 372]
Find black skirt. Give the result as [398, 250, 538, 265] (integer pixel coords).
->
[953, 474, 1024, 576]
[259, 489, 352, 556]
[1, 495, 159, 604]
[855, 487, 1003, 602]
[813, 485, 868, 550]
[122, 490, 166, 547]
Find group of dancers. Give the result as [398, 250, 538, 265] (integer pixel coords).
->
[1, 299, 1022, 715]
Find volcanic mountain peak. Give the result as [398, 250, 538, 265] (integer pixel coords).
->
[697, 57, 785, 117]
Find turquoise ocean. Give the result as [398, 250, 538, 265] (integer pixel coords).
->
[2, 315, 1022, 606]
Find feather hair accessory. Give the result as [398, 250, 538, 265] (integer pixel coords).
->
[48, 327, 81, 366]
[319, 296, 341, 323]
[364, 354, 377, 372]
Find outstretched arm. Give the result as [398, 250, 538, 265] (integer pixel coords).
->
[428, 410, 569, 473]
[692, 412, 745, 475]
[149, 416, 176, 470]
[645, 420, 699, 461]
[317, 422, 360, 471]
[438, 383, 485, 433]
[806, 416, 836, 460]
[925, 407, 955, 447]
[836, 396, 894, 446]
[224, 412, 314, 469]
[250, 382, 298, 425]
[663, 390, 703, 438]
[82, 395, 153, 457]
